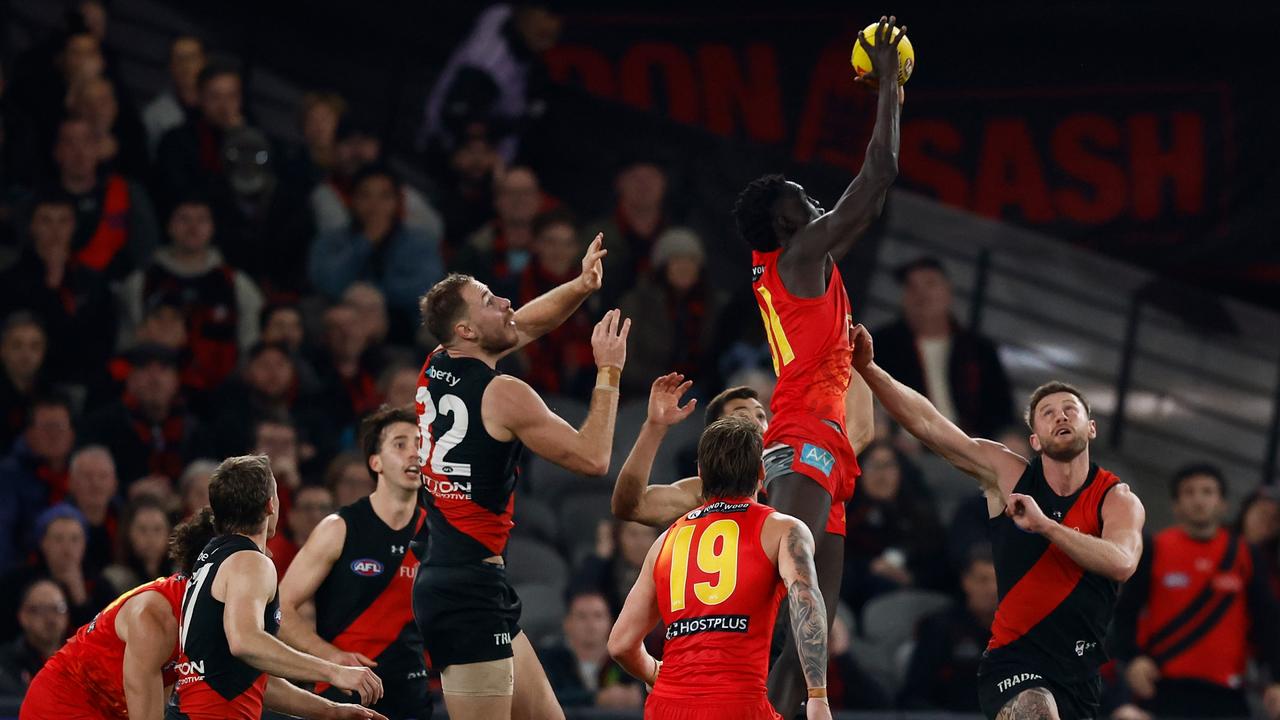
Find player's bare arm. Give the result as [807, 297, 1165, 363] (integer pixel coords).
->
[852, 323, 1026, 512]
[784, 17, 903, 277]
[771, 516, 829, 715]
[263, 675, 388, 720]
[845, 370, 875, 455]
[607, 531, 665, 688]
[117, 591, 178, 720]
[612, 372, 703, 525]
[1008, 484, 1146, 582]
[498, 232, 606, 360]
[995, 687, 1060, 720]
[485, 309, 629, 476]
[219, 551, 384, 705]
[279, 515, 376, 667]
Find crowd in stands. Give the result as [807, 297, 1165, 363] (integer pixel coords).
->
[1, 2, 1279, 717]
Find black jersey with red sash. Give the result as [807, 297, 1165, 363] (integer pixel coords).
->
[415, 350, 524, 565]
[986, 458, 1121, 681]
[313, 497, 430, 696]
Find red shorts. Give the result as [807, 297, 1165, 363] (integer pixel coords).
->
[762, 425, 859, 535]
[645, 695, 780, 720]
[20, 665, 114, 720]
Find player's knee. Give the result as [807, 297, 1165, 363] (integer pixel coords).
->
[441, 657, 515, 697]
[999, 687, 1060, 720]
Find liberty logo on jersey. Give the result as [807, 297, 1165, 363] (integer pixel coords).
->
[351, 559, 384, 577]
[800, 444, 834, 477]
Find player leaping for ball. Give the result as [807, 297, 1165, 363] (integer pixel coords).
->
[729, 15, 904, 717]
[851, 324, 1145, 720]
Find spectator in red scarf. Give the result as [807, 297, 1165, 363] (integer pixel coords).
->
[154, 59, 247, 210]
[454, 164, 548, 299]
[33, 116, 159, 281]
[618, 227, 727, 399]
[79, 343, 202, 489]
[65, 73, 149, 180]
[587, 157, 670, 308]
[0, 395, 75, 575]
[508, 207, 598, 397]
[120, 193, 265, 397]
[1, 190, 117, 388]
[62, 446, 120, 577]
[0, 313, 51, 452]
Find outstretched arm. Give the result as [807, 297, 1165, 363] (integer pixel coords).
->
[1008, 484, 1146, 582]
[118, 592, 178, 720]
[264, 676, 387, 720]
[488, 309, 629, 476]
[790, 18, 904, 266]
[852, 324, 1025, 510]
[612, 373, 704, 525]
[499, 233, 606, 360]
[608, 533, 665, 687]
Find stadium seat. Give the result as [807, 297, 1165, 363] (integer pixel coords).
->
[505, 537, 569, 590]
[513, 583, 566, 647]
[512, 493, 559, 546]
[855, 589, 953, 693]
[526, 454, 592, 502]
[543, 394, 589, 428]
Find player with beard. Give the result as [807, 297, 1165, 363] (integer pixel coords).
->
[850, 324, 1145, 720]
[414, 233, 631, 720]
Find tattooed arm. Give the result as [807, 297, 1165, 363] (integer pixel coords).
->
[995, 687, 1060, 720]
[774, 515, 829, 717]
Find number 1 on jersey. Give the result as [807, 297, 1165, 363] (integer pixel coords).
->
[668, 520, 740, 611]
[757, 286, 795, 375]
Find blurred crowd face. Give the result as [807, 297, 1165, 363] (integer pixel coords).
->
[67, 76, 118, 133]
[1, 320, 46, 385]
[128, 505, 172, 569]
[127, 361, 180, 417]
[137, 306, 187, 349]
[60, 33, 104, 83]
[245, 347, 295, 401]
[170, 36, 206, 100]
[332, 459, 375, 506]
[718, 395, 768, 433]
[451, 136, 499, 184]
[54, 119, 99, 186]
[860, 443, 902, 503]
[255, 421, 299, 467]
[617, 522, 657, 569]
[323, 304, 369, 363]
[381, 366, 420, 410]
[30, 202, 76, 270]
[664, 255, 702, 294]
[19, 580, 68, 655]
[200, 72, 243, 131]
[69, 448, 117, 517]
[168, 202, 215, 253]
[181, 464, 213, 516]
[494, 168, 541, 228]
[1174, 474, 1225, 532]
[514, 6, 563, 54]
[962, 559, 999, 619]
[289, 486, 333, 544]
[352, 174, 399, 236]
[333, 132, 380, 177]
[616, 163, 666, 215]
[261, 307, 305, 351]
[563, 593, 611, 657]
[1242, 494, 1280, 546]
[27, 404, 74, 466]
[302, 99, 341, 151]
[533, 220, 579, 277]
[342, 284, 388, 345]
[901, 266, 954, 332]
[41, 517, 86, 575]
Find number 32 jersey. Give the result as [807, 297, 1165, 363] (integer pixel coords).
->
[416, 349, 524, 565]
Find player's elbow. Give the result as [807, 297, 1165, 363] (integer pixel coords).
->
[611, 491, 639, 521]
[864, 143, 899, 184]
[579, 454, 610, 478]
[606, 624, 635, 662]
[1111, 556, 1140, 583]
[225, 626, 255, 660]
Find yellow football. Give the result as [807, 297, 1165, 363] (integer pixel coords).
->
[850, 22, 915, 87]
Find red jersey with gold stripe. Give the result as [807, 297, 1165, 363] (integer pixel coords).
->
[751, 249, 860, 534]
[986, 459, 1121, 681]
[25, 574, 187, 719]
[651, 499, 785, 707]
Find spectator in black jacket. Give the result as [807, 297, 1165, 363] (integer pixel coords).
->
[872, 256, 1013, 438]
[0, 312, 51, 452]
[0, 579, 68, 695]
[541, 590, 642, 710]
[899, 545, 997, 712]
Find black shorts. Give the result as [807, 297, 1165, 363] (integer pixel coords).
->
[977, 653, 1101, 720]
[412, 562, 522, 669]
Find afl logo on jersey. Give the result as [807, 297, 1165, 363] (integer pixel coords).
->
[351, 559, 384, 577]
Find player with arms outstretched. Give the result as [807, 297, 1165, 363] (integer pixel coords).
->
[608, 416, 832, 720]
[851, 324, 1145, 720]
[414, 234, 632, 720]
[729, 15, 905, 715]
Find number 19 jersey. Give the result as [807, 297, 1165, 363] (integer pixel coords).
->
[416, 349, 524, 565]
[652, 499, 785, 705]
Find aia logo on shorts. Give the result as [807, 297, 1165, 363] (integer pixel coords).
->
[351, 559, 384, 577]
